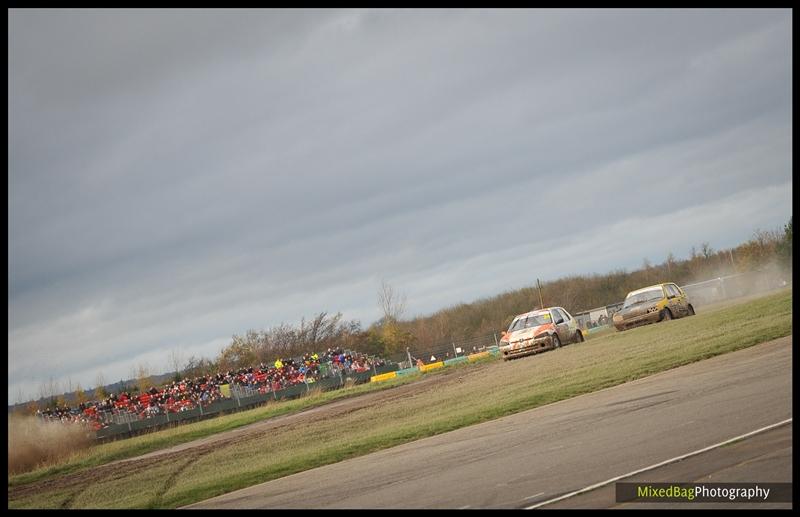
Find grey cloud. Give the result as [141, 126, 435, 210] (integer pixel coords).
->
[8, 9, 792, 403]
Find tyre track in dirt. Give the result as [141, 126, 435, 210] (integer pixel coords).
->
[9, 361, 494, 502]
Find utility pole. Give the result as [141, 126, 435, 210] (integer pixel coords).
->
[537, 278, 544, 309]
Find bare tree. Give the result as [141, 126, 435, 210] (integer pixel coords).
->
[15, 386, 27, 407]
[94, 372, 106, 391]
[168, 347, 184, 378]
[307, 312, 327, 348]
[665, 252, 676, 276]
[38, 377, 61, 408]
[378, 279, 407, 323]
[183, 356, 200, 379]
[94, 372, 108, 400]
[133, 363, 153, 393]
[74, 383, 89, 405]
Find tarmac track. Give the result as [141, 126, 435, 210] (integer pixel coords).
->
[186, 335, 792, 509]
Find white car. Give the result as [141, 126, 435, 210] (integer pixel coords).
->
[499, 307, 584, 360]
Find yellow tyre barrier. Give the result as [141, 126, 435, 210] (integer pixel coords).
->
[419, 361, 444, 373]
[370, 371, 398, 383]
[467, 351, 490, 362]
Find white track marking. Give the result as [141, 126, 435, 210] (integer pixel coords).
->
[525, 418, 792, 509]
[523, 492, 545, 501]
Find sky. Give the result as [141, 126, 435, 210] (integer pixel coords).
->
[8, 8, 792, 404]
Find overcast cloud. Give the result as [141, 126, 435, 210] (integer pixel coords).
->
[8, 9, 792, 403]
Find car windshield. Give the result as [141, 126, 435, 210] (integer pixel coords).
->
[508, 312, 552, 332]
[623, 287, 664, 308]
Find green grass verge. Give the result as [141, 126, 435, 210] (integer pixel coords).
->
[8, 288, 792, 509]
[8, 371, 422, 488]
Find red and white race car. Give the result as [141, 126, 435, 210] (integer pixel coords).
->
[499, 307, 584, 360]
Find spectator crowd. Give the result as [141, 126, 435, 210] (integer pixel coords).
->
[36, 348, 388, 431]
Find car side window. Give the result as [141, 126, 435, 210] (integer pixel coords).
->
[672, 284, 683, 296]
[559, 308, 571, 321]
[666, 284, 679, 298]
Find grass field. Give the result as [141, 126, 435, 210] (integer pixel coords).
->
[8, 369, 429, 486]
[8, 288, 792, 509]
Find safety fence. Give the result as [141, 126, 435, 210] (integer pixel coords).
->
[679, 270, 788, 306]
[50, 271, 790, 441]
[90, 362, 399, 442]
[572, 269, 789, 331]
[572, 302, 623, 331]
[395, 269, 789, 362]
[391, 332, 502, 371]
[371, 347, 501, 383]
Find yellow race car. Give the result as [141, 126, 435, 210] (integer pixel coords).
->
[613, 283, 695, 331]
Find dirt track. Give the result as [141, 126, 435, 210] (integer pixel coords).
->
[8, 360, 495, 506]
[10, 288, 789, 507]
[186, 337, 792, 509]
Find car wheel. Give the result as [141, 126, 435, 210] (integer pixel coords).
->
[552, 334, 561, 349]
[687, 305, 695, 316]
[575, 330, 584, 343]
[661, 309, 673, 321]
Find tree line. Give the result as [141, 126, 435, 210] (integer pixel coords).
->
[19, 218, 790, 412]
